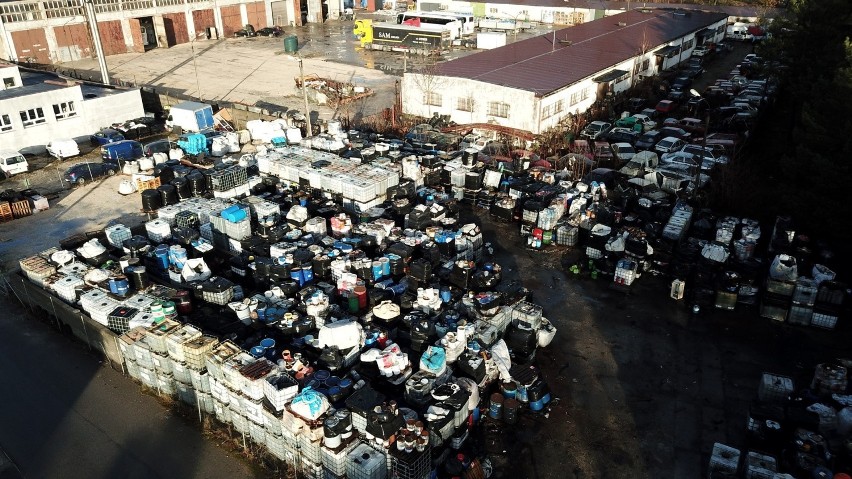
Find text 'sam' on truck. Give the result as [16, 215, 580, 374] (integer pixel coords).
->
[353, 19, 451, 55]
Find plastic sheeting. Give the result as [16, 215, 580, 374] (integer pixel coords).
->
[420, 346, 446, 375]
[490, 339, 512, 381]
[812, 264, 836, 286]
[77, 238, 106, 259]
[181, 258, 212, 282]
[291, 387, 330, 420]
[318, 320, 363, 350]
[769, 254, 798, 281]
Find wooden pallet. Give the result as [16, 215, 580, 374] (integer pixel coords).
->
[0, 201, 12, 223]
[135, 177, 161, 192]
[11, 199, 32, 219]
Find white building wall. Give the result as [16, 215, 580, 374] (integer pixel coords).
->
[0, 84, 143, 152]
[0, 65, 23, 89]
[402, 73, 539, 132]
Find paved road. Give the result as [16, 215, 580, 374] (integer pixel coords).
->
[0, 300, 258, 479]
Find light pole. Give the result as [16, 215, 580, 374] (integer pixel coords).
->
[291, 53, 313, 138]
[190, 32, 205, 100]
[689, 88, 710, 200]
[83, 0, 110, 85]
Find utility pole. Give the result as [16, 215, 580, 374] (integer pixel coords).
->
[298, 54, 313, 137]
[83, 0, 110, 85]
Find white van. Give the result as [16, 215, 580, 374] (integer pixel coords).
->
[46, 139, 81, 159]
[0, 150, 29, 177]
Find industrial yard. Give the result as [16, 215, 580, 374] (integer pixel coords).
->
[1, 3, 851, 479]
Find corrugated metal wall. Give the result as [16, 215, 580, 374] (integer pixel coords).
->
[246, 2, 268, 29]
[192, 9, 216, 34]
[128, 18, 145, 53]
[220, 5, 243, 37]
[98, 20, 126, 56]
[163, 13, 189, 46]
[11, 29, 50, 64]
[53, 23, 92, 62]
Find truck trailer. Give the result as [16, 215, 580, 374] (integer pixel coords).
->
[354, 19, 451, 54]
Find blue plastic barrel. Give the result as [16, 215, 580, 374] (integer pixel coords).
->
[250, 346, 266, 358]
[154, 245, 169, 269]
[260, 338, 276, 350]
[372, 261, 383, 280]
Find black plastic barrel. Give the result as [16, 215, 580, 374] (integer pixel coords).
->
[158, 165, 175, 185]
[141, 189, 163, 212]
[158, 184, 178, 206]
[462, 148, 479, 165]
[172, 177, 191, 200]
[503, 398, 519, 424]
[187, 171, 207, 196]
[127, 265, 150, 290]
[465, 171, 483, 189]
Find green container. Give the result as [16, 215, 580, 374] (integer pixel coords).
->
[284, 35, 299, 53]
[542, 230, 553, 245]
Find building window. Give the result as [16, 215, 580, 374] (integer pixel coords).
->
[3, 77, 14, 88]
[487, 101, 510, 118]
[683, 39, 694, 50]
[53, 101, 77, 120]
[0, 114, 12, 132]
[616, 71, 630, 83]
[570, 88, 592, 106]
[554, 100, 564, 113]
[541, 104, 553, 119]
[19, 107, 45, 127]
[489, 7, 497, 14]
[424, 92, 442, 107]
[456, 97, 473, 112]
[642, 59, 650, 71]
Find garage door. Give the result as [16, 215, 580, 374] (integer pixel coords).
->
[163, 13, 189, 46]
[192, 9, 215, 35]
[220, 5, 243, 37]
[53, 23, 92, 62]
[128, 18, 145, 53]
[11, 29, 50, 64]
[98, 20, 127, 55]
[246, 2, 268, 29]
[270, 1, 291, 27]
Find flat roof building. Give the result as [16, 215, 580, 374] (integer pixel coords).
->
[401, 8, 728, 135]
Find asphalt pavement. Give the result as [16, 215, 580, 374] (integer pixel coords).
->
[0, 300, 258, 479]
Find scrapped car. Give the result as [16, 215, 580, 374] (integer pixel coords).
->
[580, 121, 612, 140]
[90, 128, 125, 146]
[63, 162, 117, 186]
[635, 130, 663, 151]
[620, 150, 659, 177]
[605, 127, 641, 145]
[658, 127, 692, 141]
[143, 139, 177, 157]
[611, 142, 636, 163]
[654, 136, 686, 155]
[655, 100, 678, 115]
[615, 114, 657, 132]
[681, 144, 730, 165]
[46, 139, 80, 159]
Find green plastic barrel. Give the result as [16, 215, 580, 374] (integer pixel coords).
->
[284, 35, 299, 53]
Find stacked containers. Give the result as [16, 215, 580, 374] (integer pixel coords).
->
[812, 281, 846, 330]
[788, 277, 817, 326]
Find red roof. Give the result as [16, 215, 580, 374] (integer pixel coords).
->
[435, 9, 727, 97]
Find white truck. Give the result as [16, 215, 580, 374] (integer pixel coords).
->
[0, 150, 29, 178]
[165, 101, 215, 133]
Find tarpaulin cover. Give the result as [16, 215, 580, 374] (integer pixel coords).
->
[812, 264, 836, 286]
[769, 254, 798, 281]
[291, 387, 329, 420]
[318, 320, 363, 350]
[420, 346, 446, 374]
[490, 339, 512, 381]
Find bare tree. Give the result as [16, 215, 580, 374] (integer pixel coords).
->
[407, 56, 448, 117]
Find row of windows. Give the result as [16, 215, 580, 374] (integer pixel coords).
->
[424, 93, 513, 118]
[569, 87, 593, 107]
[0, 101, 76, 133]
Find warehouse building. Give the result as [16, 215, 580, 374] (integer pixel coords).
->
[0, 0, 340, 65]
[401, 9, 727, 136]
[0, 63, 144, 153]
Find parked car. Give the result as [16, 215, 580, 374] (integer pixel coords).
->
[683, 65, 705, 79]
[63, 162, 117, 186]
[0, 150, 29, 177]
[143, 139, 177, 157]
[681, 144, 730, 165]
[635, 130, 663, 151]
[626, 97, 646, 112]
[654, 136, 686, 155]
[660, 151, 700, 169]
[582, 167, 621, 189]
[90, 128, 125, 146]
[593, 141, 614, 164]
[655, 100, 678, 115]
[677, 117, 706, 135]
[256, 26, 282, 37]
[658, 127, 692, 141]
[605, 127, 641, 145]
[580, 121, 612, 140]
[615, 114, 657, 132]
[620, 150, 659, 177]
[46, 139, 80, 159]
[692, 45, 711, 58]
[611, 142, 636, 163]
[101, 140, 143, 163]
[235, 24, 256, 37]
